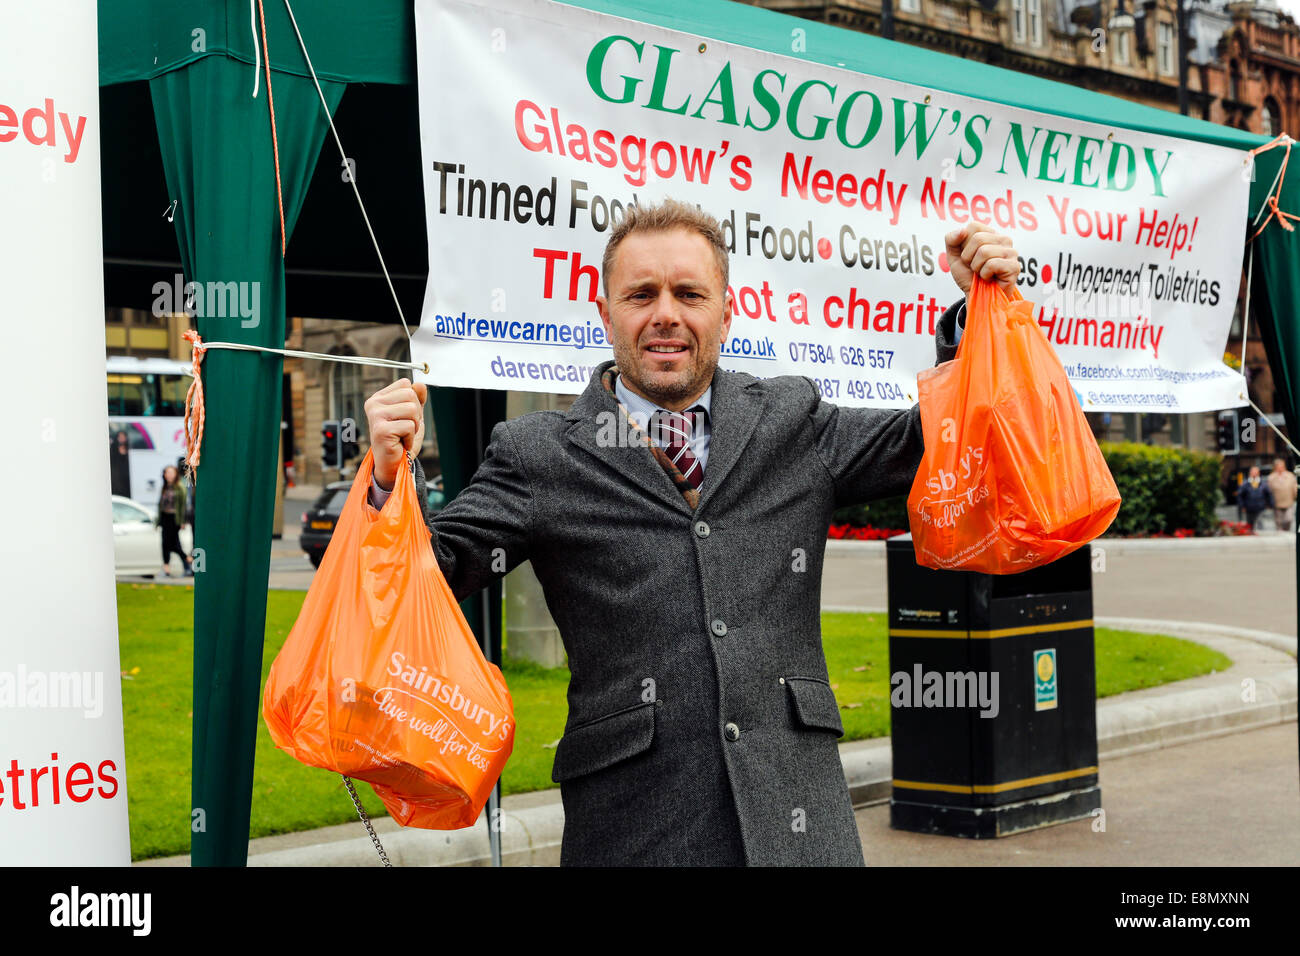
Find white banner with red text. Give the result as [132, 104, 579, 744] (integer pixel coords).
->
[0, 1, 131, 863]
[411, 0, 1250, 412]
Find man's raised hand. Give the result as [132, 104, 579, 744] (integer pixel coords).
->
[944, 221, 1021, 296]
[365, 378, 427, 491]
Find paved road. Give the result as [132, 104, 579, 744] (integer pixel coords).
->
[261, 489, 1298, 637]
[857, 722, 1299, 866]
[163, 522, 1299, 642]
[821, 537, 1296, 636]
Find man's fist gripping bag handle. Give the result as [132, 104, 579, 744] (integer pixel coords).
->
[262, 449, 515, 828]
[906, 276, 1121, 574]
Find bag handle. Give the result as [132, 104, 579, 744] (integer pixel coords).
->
[957, 275, 1028, 360]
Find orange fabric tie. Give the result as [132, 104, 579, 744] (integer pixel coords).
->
[258, 0, 287, 256]
[182, 329, 207, 485]
[1248, 135, 1298, 242]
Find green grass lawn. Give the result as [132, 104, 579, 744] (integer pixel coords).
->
[117, 584, 1231, 860]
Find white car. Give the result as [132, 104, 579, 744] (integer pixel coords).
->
[112, 496, 193, 576]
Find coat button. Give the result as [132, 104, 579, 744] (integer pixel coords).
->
[694, 520, 711, 538]
[710, 619, 727, 637]
[724, 722, 740, 741]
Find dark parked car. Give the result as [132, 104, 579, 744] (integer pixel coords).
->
[301, 473, 445, 568]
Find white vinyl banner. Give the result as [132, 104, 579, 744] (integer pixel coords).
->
[0, 2, 131, 862]
[413, 0, 1251, 412]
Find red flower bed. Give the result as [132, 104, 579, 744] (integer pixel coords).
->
[828, 524, 907, 540]
[1217, 520, 1255, 536]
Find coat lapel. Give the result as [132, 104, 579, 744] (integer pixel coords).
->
[564, 361, 766, 513]
[564, 362, 694, 514]
[695, 367, 764, 510]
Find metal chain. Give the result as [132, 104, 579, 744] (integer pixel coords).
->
[342, 776, 392, 867]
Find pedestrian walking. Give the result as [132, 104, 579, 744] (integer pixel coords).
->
[109, 428, 131, 499]
[1237, 465, 1274, 532]
[1267, 458, 1297, 532]
[155, 464, 192, 577]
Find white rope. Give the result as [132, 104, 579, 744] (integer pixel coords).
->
[1238, 242, 1254, 400]
[250, 0, 261, 99]
[1232, 149, 1294, 437]
[1232, 151, 1284, 403]
[280, 0, 414, 345]
[196, 339, 427, 374]
[1237, 147, 1289, 374]
[1245, 396, 1300, 460]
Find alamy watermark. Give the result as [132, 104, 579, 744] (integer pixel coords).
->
[152, 273, 260, 328]
[0, 666, 104, 718]
[890, 665, 1000, 718]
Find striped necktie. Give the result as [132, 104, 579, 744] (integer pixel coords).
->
[650, 407, 705, 489]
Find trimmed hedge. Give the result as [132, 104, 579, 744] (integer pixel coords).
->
[832, 495, 909, 532]
[1097, 441, 1221, 536]
[832, 441, 1222, 537]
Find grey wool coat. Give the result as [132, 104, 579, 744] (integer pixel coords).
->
[412, 299, 964, 866]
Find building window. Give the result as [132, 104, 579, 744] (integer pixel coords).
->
[1157, 21, 1174, 75]
[1228, 61, 1240, 101]
[330, 349, 365, 435]
[1011, 0, 1026, 44]
[1261, 98, 1280, 137]
[1028, 0, 1043, 46]
[1114, 29, 1130, 66]
[899, 0, 920, 11]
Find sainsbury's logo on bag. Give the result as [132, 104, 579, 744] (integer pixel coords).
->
[924, 444, 985, 496]
[384, 652, 512, 742]
[916, 444, 991, 528]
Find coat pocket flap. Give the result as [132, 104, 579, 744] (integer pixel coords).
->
[551, 701, 656, 783]
[785, 677, 844, 737]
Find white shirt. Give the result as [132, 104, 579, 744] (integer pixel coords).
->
[614, 373, 713, 473]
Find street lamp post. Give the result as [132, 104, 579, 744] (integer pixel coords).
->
[882, 0, 895, 41]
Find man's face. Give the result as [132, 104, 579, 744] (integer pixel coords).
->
[596, 227, 732, 411]
[1250, 467, 1261, 479]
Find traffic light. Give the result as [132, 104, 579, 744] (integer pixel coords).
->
[1216, 410, 1240, 455]
[339, 417, 359, 464]
[321, 420, 340, 468]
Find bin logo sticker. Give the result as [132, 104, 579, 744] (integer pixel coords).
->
[1034, 648, 1058, 712]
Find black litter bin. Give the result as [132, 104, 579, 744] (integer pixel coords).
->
[886, 534, 1100, 837]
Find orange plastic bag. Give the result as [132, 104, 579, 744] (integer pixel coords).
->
[263, 449, 514, 828]
[907, 276, 1121, 573]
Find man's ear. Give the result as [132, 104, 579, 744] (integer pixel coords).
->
[596, 294, 613, 338]
[720, 291, 734, 341]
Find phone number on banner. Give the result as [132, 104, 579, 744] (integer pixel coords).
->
[791, 342, 906, 401]
[808, 376, 907, 401]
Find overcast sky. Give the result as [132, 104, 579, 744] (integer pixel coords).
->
[1273, 0, 1299, 22]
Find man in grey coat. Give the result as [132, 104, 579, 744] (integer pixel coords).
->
[364, 200, 1021, 865]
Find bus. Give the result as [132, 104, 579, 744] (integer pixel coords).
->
[106, 356, 193, 513]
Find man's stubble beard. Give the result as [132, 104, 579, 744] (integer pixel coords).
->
[613, 334, 720, 407]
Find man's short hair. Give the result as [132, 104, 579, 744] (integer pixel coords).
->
[601, 198, 730, 297]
